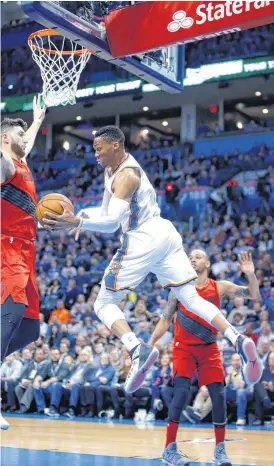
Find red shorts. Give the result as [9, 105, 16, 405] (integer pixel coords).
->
[173, 342, 224, 387]
[1, 234, 39, 320]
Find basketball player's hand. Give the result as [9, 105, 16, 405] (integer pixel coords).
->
[33, 94, 46, 123]
[69, 211, 90, 240]
[42, 202, 80, 231]
[238, 252, 255, 276]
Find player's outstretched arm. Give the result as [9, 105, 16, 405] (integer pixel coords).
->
[217, 252, 260, 301]
[23, 94, 46, 160]
[148, 291, 178, 346]
[41, 168, 140, 233]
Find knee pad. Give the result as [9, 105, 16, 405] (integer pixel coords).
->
[207, 382, 226, 425]
[174, 283, 221, 323]
[168, 376, 191, 422]
[94, 299, 126, 330]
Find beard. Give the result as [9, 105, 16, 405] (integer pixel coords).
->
[11, 141, 25, 158]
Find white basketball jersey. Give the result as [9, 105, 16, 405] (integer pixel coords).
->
[104, 154, 160, 233]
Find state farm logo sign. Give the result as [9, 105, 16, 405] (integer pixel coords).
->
[167, 1, 271, 33]
[168, 11, 194, 32]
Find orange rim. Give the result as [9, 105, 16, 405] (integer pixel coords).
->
[28, 29, 92, 56]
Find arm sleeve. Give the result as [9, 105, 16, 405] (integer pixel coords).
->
[79, 197, 129, 233]
[77, 189, 111, 219]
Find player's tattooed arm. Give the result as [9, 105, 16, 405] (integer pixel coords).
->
[148, 291, 177, 347]
[217, 252, 260, 301]
[163, 291, 178, 321]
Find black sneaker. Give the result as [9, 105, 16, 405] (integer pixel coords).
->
[79, 407, 88, 417]
[124, 344, 159, 394]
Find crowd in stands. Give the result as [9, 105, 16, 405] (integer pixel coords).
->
[29, 140, 274, 210]
[186, 23, 274, 67]
[1, 142, 274, 422]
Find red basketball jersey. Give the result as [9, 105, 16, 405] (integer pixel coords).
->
[1, 159, 37, 240]
[174, 278, 220, 346]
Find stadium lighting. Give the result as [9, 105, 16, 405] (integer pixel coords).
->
[143, 106, 149, 111]
[76, 116, 82, 121]
[262, 108, 269, 114]
[92, 130, 97, 135]
[162, 121, 168, 127]
[255, 91, 262, 96]
[237, 122, 243, 129]
[8, 84, 13, 90]
[141, 129, 149, 135]
[63, 141, 70, 150]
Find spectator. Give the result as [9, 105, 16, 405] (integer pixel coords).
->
[78, 353, 116, 417]
[39, 313, 48, 338]
[1, 353, 22, 411]
[225, 354, 253, 425]
[136, 322, 151, 344]
[258, 340, 271, 365]
[93, 342, 105, 367]
[244, 323, 259, 346]
[253, 351, 274, 425]
[49, 300, 71, 324]
[146, 352, 172, 421]
[45, 348, 94, 417]
[33, 349, 70, 414]
[257, 322, 274, 349]
[15, 348, 47, 414]
[183, 385, 212, 423]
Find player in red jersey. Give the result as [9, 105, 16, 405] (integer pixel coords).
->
[0, 95, 46, 429]
[149, 250, 261, 466]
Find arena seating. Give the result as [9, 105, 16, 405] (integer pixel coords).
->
[1, 132, 273, 424]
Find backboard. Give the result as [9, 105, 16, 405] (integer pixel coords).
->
[21, 1, 185, 94]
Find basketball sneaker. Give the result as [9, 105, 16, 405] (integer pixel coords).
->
[213, 442, 232, 466]
[236, 335, 263, 385]
[162, 442, 191, 466]
[124, 343, 159, 393]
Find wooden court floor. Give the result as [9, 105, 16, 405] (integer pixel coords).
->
[1, 414, 274, 466]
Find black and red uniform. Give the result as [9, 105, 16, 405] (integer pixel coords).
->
[1, 159, 39, 320]
[173, 278, 224, 386]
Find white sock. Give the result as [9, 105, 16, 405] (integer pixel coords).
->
[224, 326, 240, 346]
[121, 332, 141, 352]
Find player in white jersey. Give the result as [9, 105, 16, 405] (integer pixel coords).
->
[42, 126, 262, 394]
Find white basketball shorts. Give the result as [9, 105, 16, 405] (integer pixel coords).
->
[103, 217, 197, 292]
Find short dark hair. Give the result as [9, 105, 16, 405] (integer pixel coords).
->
[1, 118, 28, 134]
[94, 125, 125, 147]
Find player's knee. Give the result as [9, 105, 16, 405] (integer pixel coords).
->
[94, 298, 126, 330]
[1, 296, 24, 328]
[174, 376, 191, 400]
[168, 376, 191, 422]
[207, 382, 226, 425]
[175, 283, 221, 321]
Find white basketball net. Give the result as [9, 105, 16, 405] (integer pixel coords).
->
[28, 31, 91, 107]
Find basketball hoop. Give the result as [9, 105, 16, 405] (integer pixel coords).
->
[28, 29, 92, 106]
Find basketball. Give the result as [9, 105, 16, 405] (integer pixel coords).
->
[36, 193, 74, 222]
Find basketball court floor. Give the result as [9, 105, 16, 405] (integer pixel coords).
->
[1, 414, 273, 466]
